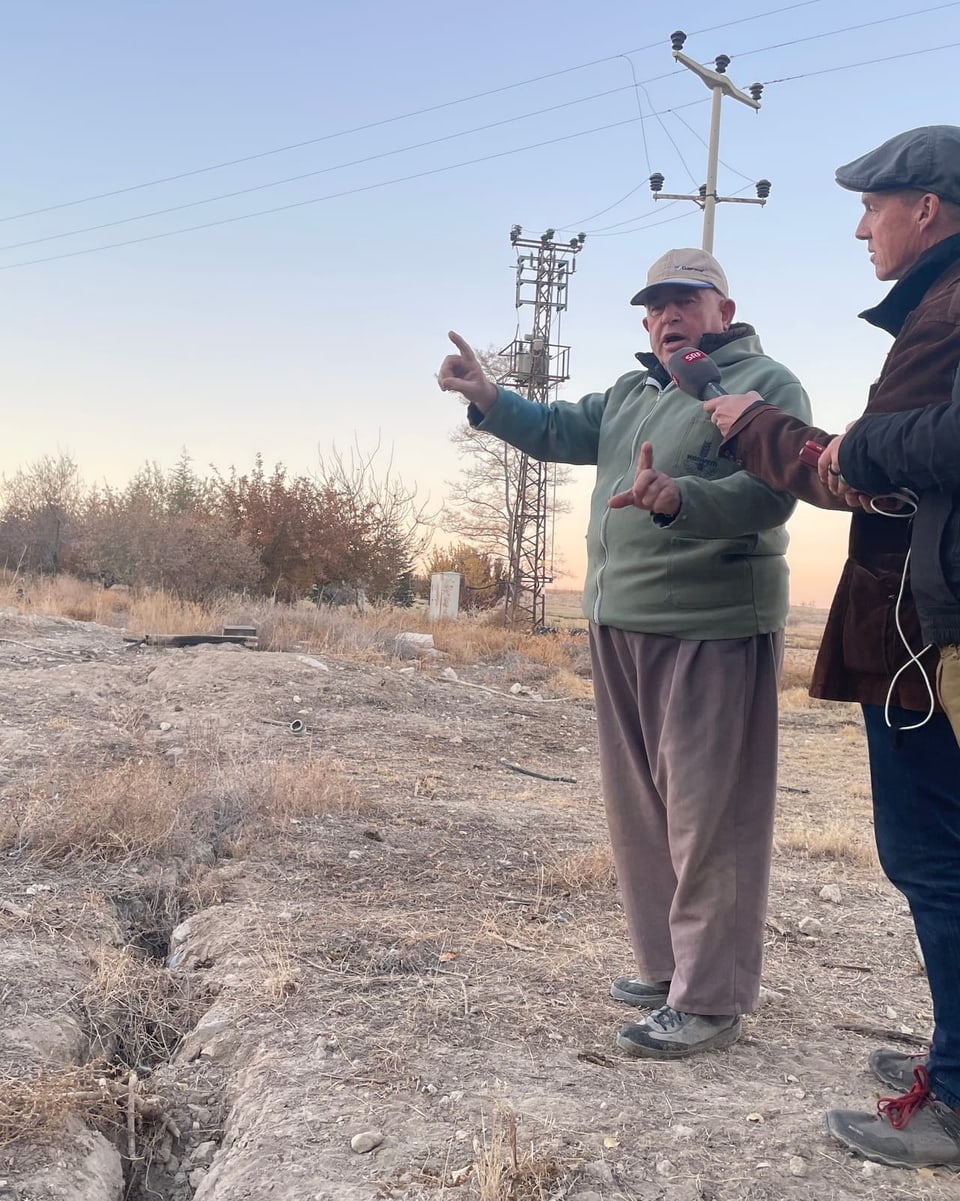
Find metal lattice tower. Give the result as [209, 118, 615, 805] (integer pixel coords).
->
[500, 226, 585, 629]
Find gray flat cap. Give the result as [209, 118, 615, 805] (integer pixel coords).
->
[836, 125, 960, 205]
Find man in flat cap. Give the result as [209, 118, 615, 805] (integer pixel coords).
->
[438, 249, 811, 1059]
[705, 126, 960, 1167]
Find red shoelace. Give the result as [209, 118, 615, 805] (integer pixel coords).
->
[877, 1065, 932, 1130]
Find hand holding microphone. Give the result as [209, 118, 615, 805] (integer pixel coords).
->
[666, 346, 764, 436]
[669, 347, 915, 516]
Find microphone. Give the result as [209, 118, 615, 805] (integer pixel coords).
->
[667, 346, 727, 400]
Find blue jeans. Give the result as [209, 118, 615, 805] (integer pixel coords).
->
[863, 704, 960, 1108]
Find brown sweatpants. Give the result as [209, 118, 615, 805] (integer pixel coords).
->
[590, 624, 783, 1016]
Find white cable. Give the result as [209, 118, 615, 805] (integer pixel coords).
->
[868, 489, 937, 731]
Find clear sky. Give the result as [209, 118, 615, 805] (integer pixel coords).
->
[3, 1, 959, 605]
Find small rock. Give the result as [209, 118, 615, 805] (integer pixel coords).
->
[758, 985, 785, 1005]
[296, 656, 329, 671]
[441, 667, 459, 682]
[188, 1169, 207, 1189]
[193, 1141, 216, 1165]
[746, 1113, 765, 1124]
[394, 632, 437, 660]
[350, 1130, 384, 1154]
[655, 1159, 674, 1176]
[348, 850, 362, 860]
[819, 884, 842, 904]
[885, 1006, 898, 1021]
[159, 721, 172, 732]
[861, 1160, 882, 1178]
[788, 1156, 808, 1177]
[582, 1160, 614, 1185]
[798, 916, 823, 935]
[671, 1124, 695, 1139]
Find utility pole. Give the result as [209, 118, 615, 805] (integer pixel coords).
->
[649, 31, 770, 253]
[500, 226, 585, 630]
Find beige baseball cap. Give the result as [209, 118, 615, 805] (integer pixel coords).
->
[630, 248, 729, 306]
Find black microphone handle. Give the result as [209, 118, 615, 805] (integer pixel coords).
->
[701, 381, 728, 400]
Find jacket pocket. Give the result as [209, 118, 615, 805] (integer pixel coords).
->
[665, 538, 753, 610]
[841, 557, 925, 676]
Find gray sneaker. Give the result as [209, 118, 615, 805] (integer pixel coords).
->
[609, 977, 671, 1007]
[826, 1067, 960, 1169]
[616, 1004, 741, 1060]
[868, 1047, 930, 1091]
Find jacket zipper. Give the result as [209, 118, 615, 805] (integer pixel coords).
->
[592, 379, 664, 624]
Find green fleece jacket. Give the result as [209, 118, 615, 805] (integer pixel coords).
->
[469, 325, 812, 639]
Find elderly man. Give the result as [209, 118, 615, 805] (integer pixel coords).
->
[704, 126, 960, 1168]
[438, 249, 811, 1058]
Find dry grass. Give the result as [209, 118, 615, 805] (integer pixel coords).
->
[253, 604, 385, 657]
[776, 819, 879, 868]
[1, 573, 824, 698]
[6, 751, 356, 862]
[250, 926, 304, 1004]
[82, 946, 208, 1067]
[540, 845, 615, 893]
[780, 651, 815, 693]
[0, 570, 131, 624]
[541, 667, 594, 701]
[235, 755, 359, 827]
[472, 1108, 581, 1201]
[776, 781, 879, 869]
[13, 759, 195, 862]
[0, 1065, 123, 1146]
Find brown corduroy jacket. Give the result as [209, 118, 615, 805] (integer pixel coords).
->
[720, 236, 960, 710]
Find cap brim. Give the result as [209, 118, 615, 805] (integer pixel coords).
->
[630, 279, 715, 306]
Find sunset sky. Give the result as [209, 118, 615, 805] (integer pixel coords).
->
[3, 1, 958, 606]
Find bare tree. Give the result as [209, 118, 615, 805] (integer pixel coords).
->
[314, 436, 437, 605]
[0, 453, 84, 573]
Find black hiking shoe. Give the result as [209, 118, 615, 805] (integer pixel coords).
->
[609, 977, 671, 1007]
[616, 1004, 741, 1059]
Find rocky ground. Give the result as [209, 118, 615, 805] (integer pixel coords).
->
[0, 605, 951, 1201]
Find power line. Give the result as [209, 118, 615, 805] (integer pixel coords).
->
[0, 0, 832, 225]
[730, 0, 960, 60]
[586, 207, 704, 238]
[3, 33, 954, 270]
[560, 13, 960, 246]
[0, 111, 699, 271]
[0, 76, 683, 254]
[584, 183, 760, 238]
[763, 37, 960, 83]
[669, 109, 759, 185]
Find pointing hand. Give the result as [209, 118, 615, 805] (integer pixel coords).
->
[607, 442, 681, 516]
[437, 331, 498, 413]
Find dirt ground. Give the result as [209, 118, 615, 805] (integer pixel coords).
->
[0, 602, 952, 1201]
